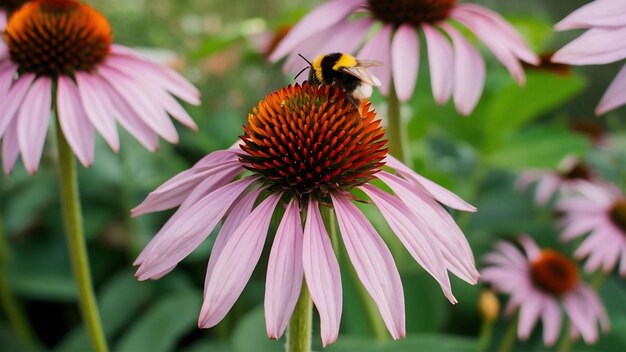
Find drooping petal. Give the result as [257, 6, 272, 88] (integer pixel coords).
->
[0, 73, 35, 138]
[517, 292, 544, 339]
[199, 193, 282, 328]
[135, 177, 256, 280]
[391, 25, 419, 102]
[97, 65, 179, 144]
[57, 76, 95, 167]
[440, 23, 486, 115]
[17, 77, 51, 174]
[265, 198, 304, 340]
[269, 0, 365, 61]
[541, 298, 562, 346]
[75, 72, 120, 152]
[361, 184, 455, 303]
[596, 63, 626, 115]
[518, 235, 541, 261]
[131, 150, 241, 216]
[552, 26, 626, 65]
[534, 174, 560, 205]
[555, 0, 626, 30]
[302, 199, 342, 347]
[2, 119, 19, 174]
[358, 24, 393, 95]
[0, 61, 18, 97]
[563, 288, 598, 343]
[422, 24, 454, 105]
[384, 155, 476, 212]
[109, 44, 201, 105]
[330, 192, 405, 339]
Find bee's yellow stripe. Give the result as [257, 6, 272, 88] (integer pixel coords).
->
[312, 54, 325, 82]
[333, 53, 357, 70]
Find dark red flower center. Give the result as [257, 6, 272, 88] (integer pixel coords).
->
[530, 249, 579, 296]
[239, 83, 388, 203]
[367, 0, 456, 26]
[4, 0, 112, 76]
[561, 163, 592, 181]
[609, 201, 626, 235]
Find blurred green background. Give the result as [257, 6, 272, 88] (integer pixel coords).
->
[1, 0, 626, 351]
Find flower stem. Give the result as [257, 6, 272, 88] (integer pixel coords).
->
[55, 118, 108, 352]
[497, 314, 518, 352]
[286, 280, 312, 352]
[387, 82, 409, 166]
[475, 318, 495, 352]
[0, 217, 41, 351]
[556, 321, 572, 352]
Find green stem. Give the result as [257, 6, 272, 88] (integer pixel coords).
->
[475, 319, 494, 352]
[0, 217, 41, 350]
[55, 119, 108, 352]
[497, 314, 518, 352]
[323, 207, 387, 341]
[286, 280, 312, 352]
[387, 82, 409, 166]
[556, 321, 572, 352]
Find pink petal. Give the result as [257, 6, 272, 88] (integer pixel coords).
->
[269, 0, 365, 61]
[391, 25, 419, 102]
[330, 192, 405, 339]
[358, 24, 393, 95]
[97, 65, 179, 144]
[131, 150, 240, 216]
[302, 199, 342, 347]
[517, 292, 543, 339]
[0, 73, 35, 138]
[384, 155, 476, 212]
[552, 26, 626, 65]
[534, 174, 560, 205]
[596, 63, 626, 115]
[564, 289, 598, 343]
[17, 77, 51, 174]
[75, 72, 120, 152]
[440, 23, 486, 115]
[2, 118, 19, 174]
[205, 190, 261, 280]
[423, 24, 454, 105]
[518, 235, 541, 261]
[135, 177, 256, 280]
[265, 198, 304, 340]
[361, 184, 455, 303]
[109, 45, 201, 105]
[199, 193, 282, 328]
[0, 61, 17, 97]
[541, 298, 562, 346]
[57, 76, 95, 167]
[96, 75, 160, 151]
[555, 0, 626, 30]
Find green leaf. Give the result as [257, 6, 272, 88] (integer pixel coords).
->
[231, 305, 283, 352]
[115, 290, 202, 352]
[486, 127, 589, 171]
[327, 334, 477, 352]
[402, 271, 449, 333]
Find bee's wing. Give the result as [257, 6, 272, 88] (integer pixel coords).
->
[356, 60, 384, 68]
[339, 66, 382, 87]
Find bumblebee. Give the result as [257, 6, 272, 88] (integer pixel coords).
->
[297, 53, 382, 104]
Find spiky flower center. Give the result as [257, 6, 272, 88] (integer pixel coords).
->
[530, 249, 578, 296]
[561, 163, 592, 181]
[4, 0, 112, 76]
[609, 201, 626, 235]
[239, 83, 387, 203]
[367, 0, 456, 26]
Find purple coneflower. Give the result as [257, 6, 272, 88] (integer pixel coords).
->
[133, 82, 478, 345]
[482, 235, 609, 346]
[557, 183, 626, 276]
[517, 156, 598, 205]
[552, 0, 626, 115]
[0, 0, 200, 174]
[269, 0, 538, 115]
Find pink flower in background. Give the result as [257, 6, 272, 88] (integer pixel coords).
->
[552, 0, 626, 115]
[517, 156, 599, 205]
[482, 235, 609, 346]
[0, 0, 199, 174]
[133, 83, 478, 345]
[269, 0, 538, 115]
[557, 183, 626, 276]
